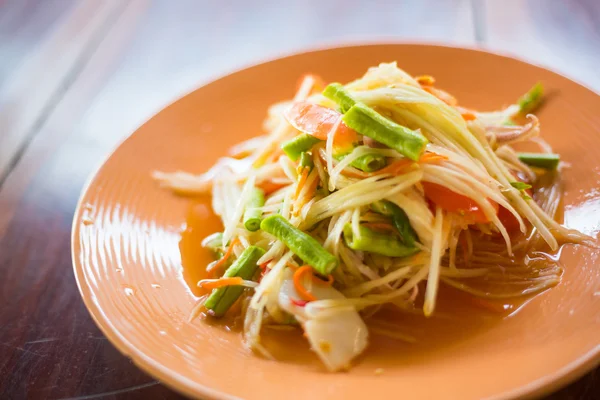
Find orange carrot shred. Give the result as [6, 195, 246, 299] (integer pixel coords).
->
[211, 238, 240, 272]
[293, 266, 317, 302]
[294, 167, 309, 199]
[420, 152, 448, 164]
[461, 112, 477, 121]
[200, 277, 244, 290]
[423, 86, 458, 106]
[416, 75, 436, 86]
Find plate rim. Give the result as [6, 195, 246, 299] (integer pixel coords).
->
[71, 41, 600, 400]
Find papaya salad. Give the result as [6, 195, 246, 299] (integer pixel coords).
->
[154, 63, 593, 371]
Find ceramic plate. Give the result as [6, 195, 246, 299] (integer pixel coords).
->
[72, 44, 600, 400]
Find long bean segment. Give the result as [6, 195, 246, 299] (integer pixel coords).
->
[517, 152, 559, 170]
[370, 200, 419, 246]
[347, 153, 387, 172]
[343, 103, 427, 161]
[243, 188, 265, 232]
[282, 133, 322, 161]
[323, 83, 356, 113]
[343, 224, 419, 258]
[204, 245, 266, 317]
[260, 215, 338, 275]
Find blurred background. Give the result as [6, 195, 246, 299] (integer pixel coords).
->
[0, 0, 598, 399]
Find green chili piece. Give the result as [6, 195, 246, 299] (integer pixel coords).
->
[370, 200, 418, 246]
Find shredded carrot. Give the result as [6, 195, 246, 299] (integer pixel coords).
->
[318, 274, 335, 286]
[293, 265, 318, 302]
[419, 152, 448, 164]
[295, 171, 319, 212]
[294, 167, 309, 199]
[461, 112, 476, 121]
[376, 159, 415, 175]
[423, 86, 458, 106]
[416, 75, 435, 86]
[200, 277, 244, 290]
[211, 238, 240, 272]
[340, 166, 371, 178]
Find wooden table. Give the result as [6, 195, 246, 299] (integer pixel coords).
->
[1, 1, 598, 398]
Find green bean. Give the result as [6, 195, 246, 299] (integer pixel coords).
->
[343, 103, 427, 161]
[243, 188, 265, 232]
[281, 134, 322, 161]
[349, 153, 386, 172]
[517, 152, 559, 170]
[260, 215, 338, 275]
[370, 201, 418, 246]
[518, 82, 544, 115]
[299, 151, 314, 172]
[343, 224, 419, 258]
[204, 245, 265, 317]
[323, 83, 356, 113]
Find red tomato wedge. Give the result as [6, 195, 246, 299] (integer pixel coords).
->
[284, 102, 358, 151]
[422, 182, 498, 224]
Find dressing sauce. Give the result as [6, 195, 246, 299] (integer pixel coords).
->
[179, 197, 562, 362]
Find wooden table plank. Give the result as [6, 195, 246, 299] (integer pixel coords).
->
[0, 1, 475, 398]
[2, 0, 597, 398]
[481, 0, 600, 92]
[0, 0, 126, 183]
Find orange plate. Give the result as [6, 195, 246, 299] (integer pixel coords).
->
[72, 44, 600, 400]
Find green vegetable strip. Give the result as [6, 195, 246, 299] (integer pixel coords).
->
[343, 224, 419, 258]
[204, 245, 265, 317]
[323, 83, 357, 113]
[510, 181, 532, 190]
[518, 82, 544, 114]
[517, 152, 559, 170]
[299, 152, 314, 171]
[260, 215, 338, 275]
[349, 153, 386, 172]
[243, 188, 265, 232]
[370, 201, 419, 246]
[343, 103, 427, 161]
[281, 134, 322, 161]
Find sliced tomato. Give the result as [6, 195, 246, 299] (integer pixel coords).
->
[284, 101, 358, 153]
[422, 182, 498, 224]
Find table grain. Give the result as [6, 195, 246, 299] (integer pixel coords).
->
[1, 1, 599, 399]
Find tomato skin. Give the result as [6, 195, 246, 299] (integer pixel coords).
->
[284, 102, 358, 152]
[498, 205, 521, 232]
[422, 182, 498, 224]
